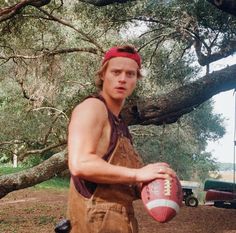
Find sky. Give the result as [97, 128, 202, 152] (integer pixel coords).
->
[206, 90, 235, 163]
[205, 56, 236, 163]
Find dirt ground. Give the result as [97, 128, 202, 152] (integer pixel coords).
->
[1, 188, 236, 233]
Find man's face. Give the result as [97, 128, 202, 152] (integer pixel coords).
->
[101, 57, 139, 101]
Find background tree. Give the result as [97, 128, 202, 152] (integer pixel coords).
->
[0, 0, 235, 198]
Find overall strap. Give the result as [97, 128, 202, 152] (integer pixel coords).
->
[71, 94, 132, 198]
[87, 94, 132, 161]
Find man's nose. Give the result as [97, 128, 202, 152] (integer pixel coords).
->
[118, 72, 126, 82]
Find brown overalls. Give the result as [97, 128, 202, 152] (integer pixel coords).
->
[67, 97, 143, 233]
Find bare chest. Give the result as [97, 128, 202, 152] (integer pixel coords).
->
[96, 119, 111, 158]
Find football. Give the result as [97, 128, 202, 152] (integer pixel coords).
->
[141, 176, 183, 223]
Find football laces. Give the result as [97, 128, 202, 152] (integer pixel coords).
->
[164, 179, 171, 196]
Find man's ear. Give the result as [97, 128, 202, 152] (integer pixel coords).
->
[100, 72, 105, 81]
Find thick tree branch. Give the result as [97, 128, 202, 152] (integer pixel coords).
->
[81, 0, 236, 13]
[122, 64, 236, 125]
[0, 149, 67, 199]
[79, 0, 132, 6]
[207, 0, 236, 16]
[1, 0, 236, 25]
[0, 0, 51, 22]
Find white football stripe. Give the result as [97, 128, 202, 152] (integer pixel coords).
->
[146, 199, 180, 213]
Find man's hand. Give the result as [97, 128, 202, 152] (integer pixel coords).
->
[134, 162, 176, 183]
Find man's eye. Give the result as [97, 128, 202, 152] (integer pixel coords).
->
[113, 70, 120, 75]
[127, 72, 135, 77]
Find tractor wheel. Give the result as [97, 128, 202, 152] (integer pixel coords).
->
[185, 196, 199, 207]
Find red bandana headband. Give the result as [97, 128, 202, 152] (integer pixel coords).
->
[102, 46, 142, 68]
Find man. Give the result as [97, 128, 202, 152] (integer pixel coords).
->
[67, 45, 176, 233]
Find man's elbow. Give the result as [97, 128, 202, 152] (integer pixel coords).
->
[68, 161, 84, 177]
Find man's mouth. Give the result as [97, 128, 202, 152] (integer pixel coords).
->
[115, 87, 126, 90]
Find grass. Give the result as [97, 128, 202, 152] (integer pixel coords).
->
[0, 163, 70, 190]
[35, 177, 69, 190]
[37, 215, 56, 225]
[0, 164, 27, 175]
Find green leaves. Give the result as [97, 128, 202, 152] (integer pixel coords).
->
[131, 100, 224, 181]
[0, 0, 229, 181]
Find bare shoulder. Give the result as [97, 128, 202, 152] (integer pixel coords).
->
[70, 97, 108, 125]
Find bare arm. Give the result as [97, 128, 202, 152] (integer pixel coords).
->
[68, 98, 175, 185]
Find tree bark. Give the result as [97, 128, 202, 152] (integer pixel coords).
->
[78, 0, 132, 6]
[0, 149, 67, 199]
[1, 63, 236, 199]
[207, 0, 236, 16]
[122, 64, 236, 125]
[1, 0, 236, 23]
[0, 0, 51, 22]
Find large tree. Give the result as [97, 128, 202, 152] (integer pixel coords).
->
[0, 0, 235, 198]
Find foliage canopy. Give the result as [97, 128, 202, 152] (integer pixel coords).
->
[0, 0, 235, 193]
